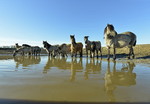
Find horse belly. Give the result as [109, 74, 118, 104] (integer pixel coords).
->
[116, 35, 131, 48]
[117, 40, 130, 48]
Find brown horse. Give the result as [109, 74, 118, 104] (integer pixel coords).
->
[104, 24, 137, 60]
[70, 35, 83, 57]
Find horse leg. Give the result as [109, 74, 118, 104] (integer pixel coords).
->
[128, 47, 132, 59]
[71, 52, 74, 57]
[74, 51, 77, 57]
[99, 48, 102, 59]
[90, 50, 92, 58]
[113, 47, 116, 60]
[107, 47, 110, 60]
[92, 50, 95, 58]
[66, 54, 68, 57]
[22, 51, 24, 56]
[96, 50, 99, 58]
[86, 49, 88, 57]
[131, 47, 135, 59]
[80, 49, 82, 57]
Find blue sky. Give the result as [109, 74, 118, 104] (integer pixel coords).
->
[0, 0, 150, 47]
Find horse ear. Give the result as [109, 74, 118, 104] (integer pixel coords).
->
[70, 35, 75, 37]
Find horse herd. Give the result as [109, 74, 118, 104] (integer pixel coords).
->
[13, 24, 137, 60]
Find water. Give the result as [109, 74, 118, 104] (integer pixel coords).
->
[0, 56, 150, 103]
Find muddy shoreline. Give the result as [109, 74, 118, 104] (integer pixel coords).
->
[0, 54, 149, 65]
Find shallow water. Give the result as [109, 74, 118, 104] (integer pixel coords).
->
[0, 56, 150, 103]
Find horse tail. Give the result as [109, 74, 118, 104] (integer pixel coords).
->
[133, 40, 136, 46]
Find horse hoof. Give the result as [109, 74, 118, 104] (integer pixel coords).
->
[113, 58, 116, 61]
[128, 57, 130, 59]
[132, 56, 135, 59]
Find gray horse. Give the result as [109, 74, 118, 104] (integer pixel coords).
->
[104, 24, 137, 60]
[84, 36, 102, 58]
[43, 41, 59, 57]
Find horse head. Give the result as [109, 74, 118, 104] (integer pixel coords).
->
[84, 36, 89, 44]
[43, 41, 51, 49]
[15, 43, 18, 46]
[104, 24, 117, 39]
[104, 24, 115, 34]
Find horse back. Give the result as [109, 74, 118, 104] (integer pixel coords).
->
[93, 41, 101, 49]
[76, 42, 83, 48]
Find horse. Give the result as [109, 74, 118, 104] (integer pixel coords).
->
[22, 44, 41, 56]
[84, 36, 102, 58]
[58, 43, 71, 57]
[43, 41, 59, 57]
[104, 24, 137, 60]
[31, 46, 41, 56]
[70, 35, 83, 57]
[14, 43, 41, 56]
[13, 47, 32, 56]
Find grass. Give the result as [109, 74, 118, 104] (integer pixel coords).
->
[0, 44, 150, 63]
[101, 44, 150, 58]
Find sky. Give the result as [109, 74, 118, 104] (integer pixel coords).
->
[0, 0, 150, 47]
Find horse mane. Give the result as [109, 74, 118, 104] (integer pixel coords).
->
[22, 44, 31, 47]
[60, 43, 66, 47]
[104, 24, 116, 34]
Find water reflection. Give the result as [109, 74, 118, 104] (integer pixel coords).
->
[70, 58, 83, 81]
[43, 57, 102, 81]
[43, 57, 71, 73]
[13, 56, 41, 69]
[84, 58, 102, 80]
[1, 56, 150, 102]
[104, 61, 136, 102]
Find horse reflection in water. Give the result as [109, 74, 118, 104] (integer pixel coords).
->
[43, 57, 71, 74]
[84, 58, 102, 80]
[70, 58, 83, 81]
[104, 61, 136, 102]
[13, 56, 41, 69]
